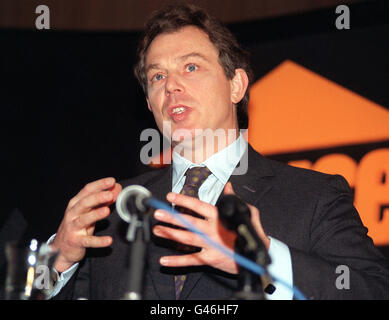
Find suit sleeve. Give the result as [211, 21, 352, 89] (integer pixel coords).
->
[289, 174, 389, 299]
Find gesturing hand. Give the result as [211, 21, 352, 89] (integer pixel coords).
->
[152, 182, 270, 274]
[51, 177, 122, 273]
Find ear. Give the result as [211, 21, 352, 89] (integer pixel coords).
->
[146, 98, 152, 112]
[230, 68, 249, 105]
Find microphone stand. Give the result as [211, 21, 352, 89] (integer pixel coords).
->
[232, 233, 267, 300]
[122, 201, 151, 300]
[116, 185, 153, 300]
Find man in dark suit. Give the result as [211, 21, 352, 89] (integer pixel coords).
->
[49, 4, 389, 299]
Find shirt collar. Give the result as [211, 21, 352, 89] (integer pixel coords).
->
[172, 133, 247, 189]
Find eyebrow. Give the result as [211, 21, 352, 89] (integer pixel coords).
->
[179, 52, 210, 63]
[145, 52, 210, 74]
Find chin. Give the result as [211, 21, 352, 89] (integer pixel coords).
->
[171, 127, 195, 144]
[172, 125, 214, 150]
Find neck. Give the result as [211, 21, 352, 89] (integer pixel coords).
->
[172, 128, 240, 164]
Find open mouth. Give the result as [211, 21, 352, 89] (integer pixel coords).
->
[168, 104, 192, 122]
[171, 106, 186, 115]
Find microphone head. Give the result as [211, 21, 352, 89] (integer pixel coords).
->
[216, 194, 251, 231]
[116, 185, 152, 223]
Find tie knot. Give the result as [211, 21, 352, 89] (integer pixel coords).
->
[181, 166, 211, 197]
[185, 166, 211, 185]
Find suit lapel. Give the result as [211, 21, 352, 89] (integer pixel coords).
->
[179, 268, 203, 300]
[229, 145, 275, 207]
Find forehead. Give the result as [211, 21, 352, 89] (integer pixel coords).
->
[145, 26, 219, 66]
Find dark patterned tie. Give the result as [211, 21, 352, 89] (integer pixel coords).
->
[174, 166, 212, 299]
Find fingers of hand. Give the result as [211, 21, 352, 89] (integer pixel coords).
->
[154, 209, 206, 230]
[158, 241, 237, 273]
[154, 213, 239, 274]
[246, 204, 270, 250]
[81, 235, 112, 248]
[108, 183, 122, 202]
[166, 192, 216, 220]
[72, 206, 110, 229]
[223, 182, 235, 195]
[70, 190, 114, 217]
[160, 253, 203, 268]
[246, 204, 263, 233]
[153, 225, 204, 248]
[68, 177, 117, 209]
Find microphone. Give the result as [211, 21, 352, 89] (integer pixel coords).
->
[216, 194, 270, 267]
[217, 194, 272, 299]
[115, 185, 152, 300]
[116, 185, 152, 223]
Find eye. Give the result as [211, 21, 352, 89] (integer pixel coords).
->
[151, 73, 165, 82]
[185, 63, 198, 73]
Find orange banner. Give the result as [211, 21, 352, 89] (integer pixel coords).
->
[248, 60, 389, 245]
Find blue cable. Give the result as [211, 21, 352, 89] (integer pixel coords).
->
[148, 197, 307, 300]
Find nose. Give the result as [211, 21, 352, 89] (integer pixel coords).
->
[165, 73, 184, 96]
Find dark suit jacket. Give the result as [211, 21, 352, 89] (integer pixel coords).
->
[55, 145, 389, 300]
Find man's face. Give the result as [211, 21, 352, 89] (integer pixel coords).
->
[144, 26, 242, 145]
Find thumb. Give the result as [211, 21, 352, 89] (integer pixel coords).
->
[223, 182, 235, 195]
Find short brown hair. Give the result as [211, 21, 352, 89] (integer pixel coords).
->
[133, 3, 253, 129]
